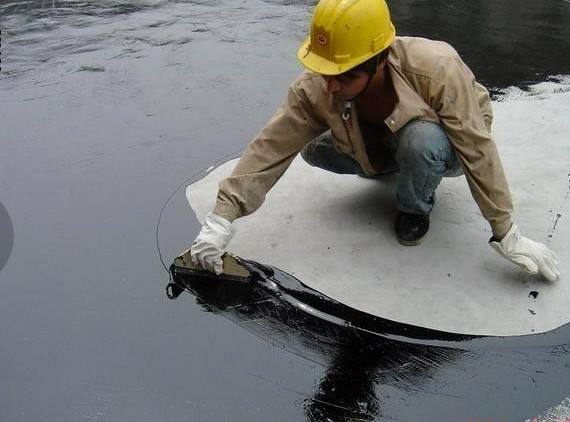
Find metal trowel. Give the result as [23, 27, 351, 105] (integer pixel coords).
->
[170, 249, 252, 283]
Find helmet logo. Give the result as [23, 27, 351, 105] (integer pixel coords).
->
[317, 33, 327, 45]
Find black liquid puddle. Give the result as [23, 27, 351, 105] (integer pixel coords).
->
[168, 260, 569, 350]
[167, 261, 570, 420]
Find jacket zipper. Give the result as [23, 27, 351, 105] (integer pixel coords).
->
[341, 100, 355, 154]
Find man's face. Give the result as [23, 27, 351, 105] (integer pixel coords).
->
[322, 70, 370, 101]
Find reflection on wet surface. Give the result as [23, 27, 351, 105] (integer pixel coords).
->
[2, 0, 569, 91]
[170, 263, 570, 421]
[168, 266, 466, 421]
[1, 0, 569, 420]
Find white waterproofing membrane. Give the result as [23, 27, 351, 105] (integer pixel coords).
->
[187, 80, 570, 336]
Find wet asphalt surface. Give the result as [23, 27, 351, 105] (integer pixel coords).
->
[1, 0, 570, 421]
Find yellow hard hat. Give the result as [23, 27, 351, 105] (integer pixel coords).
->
[298, 0, 396, 75]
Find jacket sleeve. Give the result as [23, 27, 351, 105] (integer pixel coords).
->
[429, 53, 513, 239]
[213, 74, 328, 222]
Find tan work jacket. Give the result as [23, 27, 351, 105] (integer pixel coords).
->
[214, 36, 513, 239]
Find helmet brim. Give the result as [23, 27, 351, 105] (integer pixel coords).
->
[297, 28, 396, 76]
[297, 38, 354, 75]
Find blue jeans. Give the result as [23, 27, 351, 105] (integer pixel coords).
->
[300, 120, 463, 216]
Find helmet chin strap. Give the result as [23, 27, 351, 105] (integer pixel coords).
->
[342, 70, 374, 121]
[351, 74, 374, 101]
[348, 55, 380, 102]
[342, 67, 375, 121]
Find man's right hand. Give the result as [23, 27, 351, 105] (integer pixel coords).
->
[190, 213, 235, 275]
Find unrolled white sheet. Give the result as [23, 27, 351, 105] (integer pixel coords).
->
[186, 81, 570, 336]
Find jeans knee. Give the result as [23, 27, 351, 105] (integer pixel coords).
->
[396, 121, 451, 165]
[300, 142, 315, 164]
[301, 133, 328, 165]
[300, 133, 363, 174]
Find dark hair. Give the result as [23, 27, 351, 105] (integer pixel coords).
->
[341, 48, 390, 78]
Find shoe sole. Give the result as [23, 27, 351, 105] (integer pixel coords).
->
[397, 236, 426, 246]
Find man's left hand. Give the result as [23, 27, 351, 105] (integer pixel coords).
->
[489, 223, 560, 282]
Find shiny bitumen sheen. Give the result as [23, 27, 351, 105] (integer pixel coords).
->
[0, 1, 569, 421]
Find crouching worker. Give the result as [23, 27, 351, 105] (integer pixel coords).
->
[190, 0, 560, 281]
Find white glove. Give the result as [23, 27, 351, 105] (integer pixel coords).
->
[190, 213, 235, 275]
[489, 223, 560, 282]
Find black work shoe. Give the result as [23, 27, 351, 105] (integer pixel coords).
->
[395, 212, 430, 246]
